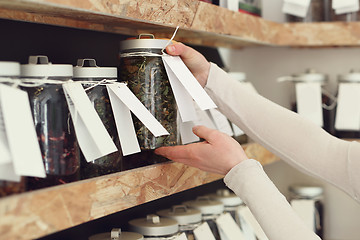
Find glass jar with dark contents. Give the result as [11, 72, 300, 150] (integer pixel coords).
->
[157, 205, 202, 240]
[183, 196, 224, 240]
[0, 61, 27, 197]
[73, 59, 122, 179]
[20, 56, 80, 190]
[89, 228, 144, 240]
[128, 214, 180, 239]
[118, 34, 180, 169]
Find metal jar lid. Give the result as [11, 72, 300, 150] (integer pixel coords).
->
[156, 205, 202, 225]
[89, 228, 144, 240]
[0, 61, 20, 77]
[228, 72, 246, 82]
[289, 185, 323, 198]
[128, 214, 179, 236]
[120, 34, 169, 51]
[73, 59, 117, 79]
[20, 56, 73, 78]
[182, 196, 224, 215]
[208, 189, 243, 207]
[338, 69, 360, 83]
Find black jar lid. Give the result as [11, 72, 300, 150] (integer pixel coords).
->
[120, 34, 170, 51]
[89, 228, 144, 240]
[73, 59, 117, 79]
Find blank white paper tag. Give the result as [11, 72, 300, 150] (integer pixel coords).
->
[193, 222, 216, 240]
[238, 214, 257, 240]
[291, 199, 316, 232]
[282, 0, 311, 17]
[216, 213, 246, 240]
[163, 59, 197, 122]
[0, 84, 45, 178]
[179, 119, 200, 144]
[237, 206, 268, 240]
[174, 232, 188, 240]
[194, 104, 217, 130]
[107, 85, 140, 156]
[295, 82, 323, 127]
[231, 122, 245, 136]
[107, 84, 169, 137]
[0, 108, 11, 165]
[333, 0, 359, 13]
[162, 55, 217, 111]
[63, 82, 118, 162]
[208, 108, 234, 136]
[335, 83, 360, 131]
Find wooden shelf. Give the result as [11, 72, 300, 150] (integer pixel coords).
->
[0, 0, 360, 49]
[0, 143, 279, 240]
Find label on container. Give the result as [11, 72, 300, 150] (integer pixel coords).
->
[291, 199, 316, 232]
[237, 206, 268, 240]
[335, 83, 360, 131]
[282, 0, 311, 18]
[216, 213, 246, 240]
[193, 222, 216, 240]
[0, 84, 45, 180]
[333, 0, 359, 14]
[162, 55, 217, 111]
[163, 58, 198, 122]
[179, 118, 200, 144]
[107, 84, 141, 155]
[174, 233, 188, 240]
[295, 82, 323, 127]
[238, 214, 257, 240]
[63, 82, 118, 162]
[231, 122, 245, 136]
[194, 104, 217, 130]
[208, 108, 234, 136]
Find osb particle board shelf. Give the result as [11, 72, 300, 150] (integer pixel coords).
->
[0, 142, 279, 240]
[0, 0, 360, 49]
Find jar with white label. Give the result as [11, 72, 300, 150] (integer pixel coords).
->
[278, 69, 336, 135]
[89, 228, 144, 240]
[73, 59, 122, 179]
[118, 34, 180, 168]
[20, 56, 80, 190]
[157, 205, 202, 240]
[207, 189, 243, 226]
[128, 214, 180, 239]
[183, 196, 224, 240]
[289, 185, 324, 238]
[0, 61, 27, 197]
[334, 70, 360, 138]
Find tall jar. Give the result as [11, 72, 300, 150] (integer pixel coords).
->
[289, 185, 324, 238]
[128, 214, 180, 239]
[73, 59, 122, 179]
[207, 189, 243, 226]
[335, 70, 360, 138]
[89, 228, 144, 240]
[157, 205, 202, 240]
[20, 56, 80, 190]
[118, 34, 180, 169]
[183, 196, 224, 240]
[0, 61, 26, 197]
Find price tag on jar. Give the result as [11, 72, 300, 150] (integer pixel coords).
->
[208, 108, 234, 136]
[335, 83, 360, 131]
[0, 84, 45, 180]
[174, 233, 188, 240]
[231, 122, 245, 136]
[63, 82, 118, 162]
[237, 206, 268, 240]
[194, 104, 217, 130]
[216, 213, 246, 240]
[179, 119, 200, 144]
[282, 0, 311, 18]
[295, 82, 323, 127]
[333, 0, 359, 14]
[193, 222, 216, 240]
[162, 55, 217, 112]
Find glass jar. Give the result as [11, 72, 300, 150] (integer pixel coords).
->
[289, 185, 324, 238]
[279, 69, 336, 135]
[207, 189, 243, 226]
[73, 59, 122, 179]
[183, 196, 224, 240]
[89, 228, 144, 240]
[0, 61, 26, 197]
[157, 205, 202, 240]
[20, 56, 80, 190]
[334, 70, 360, 138]
[118, 34, 180, 168]
[128, 214, 180, 240]
[286, 0, 329, 22]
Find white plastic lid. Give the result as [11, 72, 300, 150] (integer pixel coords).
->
[289, 185, 323, 198]
[128, 214, 179, 236]
[182, 196, 224, 215]
[208, 189, 243, 207]
[89, 228, 144, 240]
[339, 70, 360, 82]
[228, 72, 246, 82]
[0, 61, 20, 76]
[157, 205, 202, 225]
[73, 59, 117, 78]
[20, 56, 73, 78]
[120, 34, 169, 51]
